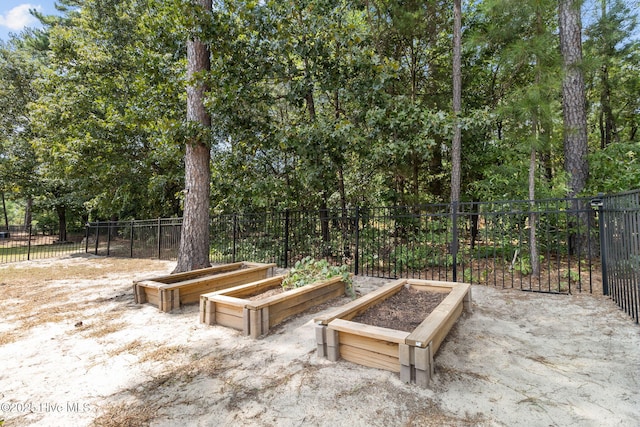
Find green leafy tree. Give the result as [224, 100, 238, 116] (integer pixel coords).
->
[584, 0, 639, 148]
[0, 31, 47, 230]
[30, 0, 186, 224]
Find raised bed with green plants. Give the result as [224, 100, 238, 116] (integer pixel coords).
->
[200, 257, 353, 338]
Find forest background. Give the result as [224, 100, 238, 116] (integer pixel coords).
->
[0, 0, 639, 237]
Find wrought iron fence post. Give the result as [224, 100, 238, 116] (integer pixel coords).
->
[232, 214, 238, 263]
[354, 206, 360, 276]
[107, 221, 112, 256]
[84, 223, 89, 253]
[283, 209, 290, 269]
[27, 222, 32, 261]
[592, 195, 608, 296]
[157, 217, 162, 259]
[451, 202, 459, 282]
[94, 223, 100, 255]
[130, 220, 134, 258]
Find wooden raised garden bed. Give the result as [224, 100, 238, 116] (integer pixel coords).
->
[200, 275, 349, 338]
[133, 262, 276, 312]
[313, 279, 472, 388]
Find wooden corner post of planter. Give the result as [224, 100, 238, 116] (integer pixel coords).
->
[246, 306, 270, 339]
[399, 342, 434, 387]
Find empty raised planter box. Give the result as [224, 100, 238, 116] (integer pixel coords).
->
[200, 275, 350, 338]
[313, 279, 471, 387]
[133, 262, 276, 312]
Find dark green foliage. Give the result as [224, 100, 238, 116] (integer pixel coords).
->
[0, 0, 638, 230]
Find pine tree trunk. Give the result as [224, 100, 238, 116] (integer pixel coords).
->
[450, 0, 462, 275]
[559, 0, 592, 257]
[174, 0, 212, 273]
[529, 147, 540, 276]
[559, 0, 589, 198]
[450, 0, 462, 205]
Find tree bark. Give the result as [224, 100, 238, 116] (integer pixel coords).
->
[449, 0, 462, 276]
[559, 0, 593, 257]
[559, 0, 589, 198]
[1, 192, 8, 231]
[56, 204, 67, 242]
[529, 146, 540, 276]
[174, 0, 212, 273]
[24, 197, 32, 232]
[450, 0, 462, 205]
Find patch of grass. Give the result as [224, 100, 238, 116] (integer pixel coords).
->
[92, 402, 155, 427]
[0, 331, 20, 346]
[84, 321, 128, 339]
[0, 257, 172, 285]
[108, 339, 148, 358]
[139, 345, 186, 363]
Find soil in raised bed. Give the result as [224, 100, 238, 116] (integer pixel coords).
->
[352, 287, 449, 332]
[247, 287, 284, 301]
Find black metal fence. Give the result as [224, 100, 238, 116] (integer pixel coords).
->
[5, 193, 638, 322]
[84, 197, 599, 295]
[595, 190, 640, 323]
[83, 218, 182, 259]
[0, 224, 85, 263]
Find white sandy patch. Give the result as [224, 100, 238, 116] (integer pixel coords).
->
[0, 255, 638, 427]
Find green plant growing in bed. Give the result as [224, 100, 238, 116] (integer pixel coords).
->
[281, 256, 354, 297]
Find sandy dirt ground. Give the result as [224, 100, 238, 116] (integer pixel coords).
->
[0, 255, 638, 427]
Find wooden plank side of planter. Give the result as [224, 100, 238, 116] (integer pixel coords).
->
[406, 278, 462, 287]
[175, 267, 273, 304]
[200, 277, 284, 327]
[313, 279, 407, 326]
[329, 318, 408, 344]
[339, 331, 402, 359]
[144, 287, 159, 307]
[338, 334, 403, 373]
[247, 276, 345, 310]
[429, 302, 463, 353]
[205, 275, 285, 299]
[213, 301, 245, 331]
[141, 262, 246, 284]
[200, 294, 246, 326]
[406, 279, 456, 293]
[266, 279, 347, 327]
[405, 282, 470, 351]
[134, 279, 164, 290]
